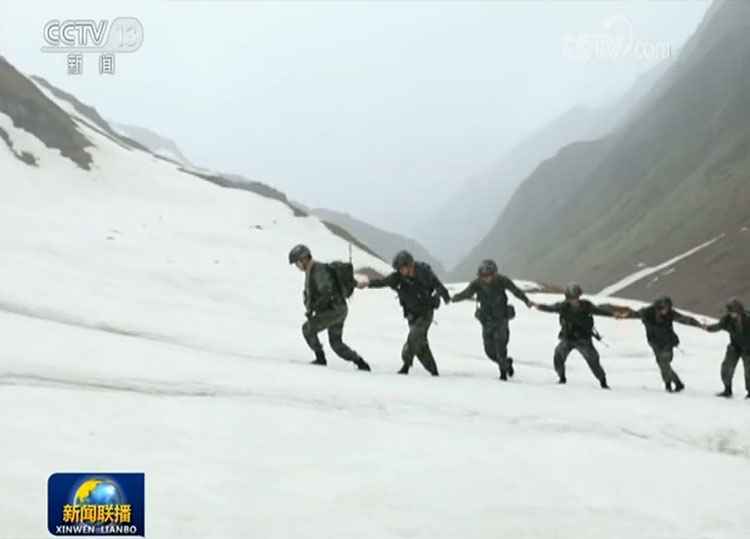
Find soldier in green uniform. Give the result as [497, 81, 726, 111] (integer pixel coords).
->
[452, 259, 532, 380]
[533, 283, 621, 389]
[358, 250, 450, 376]
[616, 296, 704, 393]
[289, 244, 370, 371]
[705, 298, 750, 398]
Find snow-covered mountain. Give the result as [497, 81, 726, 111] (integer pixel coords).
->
[110, 121, 194, 166]
[0, 56, 390, 356]
[1, 54, 749, 539]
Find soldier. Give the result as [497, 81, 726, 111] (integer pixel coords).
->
[532, 283, 620, 389]
[289, 244, 370, 371]
[451, 259, 532, 380]
[616, 296, 704, 393]
[705, 298, 750, 399]
[358, 250, 450, 376]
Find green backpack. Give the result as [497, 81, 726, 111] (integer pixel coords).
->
[327, 261, 356, 299]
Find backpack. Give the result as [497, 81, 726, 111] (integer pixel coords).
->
[327, 261, 356, 299]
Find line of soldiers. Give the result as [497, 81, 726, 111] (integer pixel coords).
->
[289, 245, 750, 399]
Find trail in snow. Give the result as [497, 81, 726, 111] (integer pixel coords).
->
[3, 366, 749, 463]
[598, 234, 725, 297]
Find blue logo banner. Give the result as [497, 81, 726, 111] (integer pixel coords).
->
[48, 473, 145, 536]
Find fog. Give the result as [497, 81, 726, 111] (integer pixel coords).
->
[1, 0, 710, 236]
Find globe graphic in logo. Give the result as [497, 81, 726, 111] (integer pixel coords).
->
[72, 478, 125, 525]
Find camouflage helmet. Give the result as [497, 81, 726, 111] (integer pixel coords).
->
[477, 259, 498, 277]
[654, 296, 673, 310]
[564, 282, 583, 299]
[726, 297, 745, 314]
[288, 244, 311, 264]
[392, 250, 415, 270]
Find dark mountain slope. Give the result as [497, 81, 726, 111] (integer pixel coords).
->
[0, 57, 92, 168]
[453, 0, 750, 314]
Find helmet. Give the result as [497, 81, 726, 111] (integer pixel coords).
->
[654, 296, 673, 310]
[288, 244, 311, 264]
[392, 250, 415, 271]
[564, 282, 583, 299]
[726, 298, 745, 314]
[477, 259, 498, 276]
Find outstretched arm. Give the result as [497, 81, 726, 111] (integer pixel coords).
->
[614, 307, 642, 320]
[705, 316, 727, 333]
[673, 310, 704, 329]
[591, 303, 632, 318]
[592, 303, 636, 318]
[431, 270, 451, 303]
[502, 276, 532, 307]
[534, 302, 563, 313]
[364, 272, 398, 290]
[451, 281, 478, 303]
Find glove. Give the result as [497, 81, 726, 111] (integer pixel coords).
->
[443, 295, 451, 305]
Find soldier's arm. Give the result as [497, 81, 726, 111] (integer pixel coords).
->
[366, 272, 398, 289]
[611, 306, 642, 319]
[594, 303, 638, 319]
[502, 276, 532, 306]
[431, 270, 451, 303]
[626, 307, 643, 319]
[535, 302, 563, 313]
[672, 310, 703, 328]
[451, 281, 477, 303]
[705, 316, 727, 333]
[591, 303, 621, 317]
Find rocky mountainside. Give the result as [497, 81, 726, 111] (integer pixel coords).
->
[414, 59, 671, 270]
[453, 0, 750, 315]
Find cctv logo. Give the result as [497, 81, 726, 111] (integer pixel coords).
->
[42, 18, 144, 53]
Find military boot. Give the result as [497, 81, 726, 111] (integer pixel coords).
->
[716, 387, 732, 398]
[355, 357, 371, 371]
[310, 350, 327, 366]
[507, 360, 515, 378]
[397, 364, 410, 375]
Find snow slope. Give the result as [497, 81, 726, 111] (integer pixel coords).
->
[1, 85, 749, 539]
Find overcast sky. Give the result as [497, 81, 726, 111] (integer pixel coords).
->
[1, 1, 711, 235]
